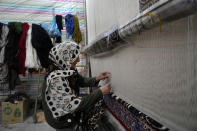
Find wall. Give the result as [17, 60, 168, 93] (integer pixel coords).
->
[87, 0, 197, 130]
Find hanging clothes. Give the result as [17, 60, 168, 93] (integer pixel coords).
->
[5, 22, 22, 90]
[55, 15, 63, 43]
[5, 22, 22, 65]
[25, 27, 41, 69]
[17, 23, 29, 76]
[31, 24, 53, 68]
[65, 14, 74, 39]
[56, 15, 63, 31]
[0, 24, 9, 89]
[0, 24, 9, 63]
[73, 15, 82, 44]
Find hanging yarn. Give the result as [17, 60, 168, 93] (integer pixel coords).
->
[31, 24, 53, 68]
[17, 23, 29, 76]
[56, 15, 63, 31]
[55, 15, 63, 43]
[5, 22, 22, 90]
[73, 15, 82, 44]
[0, 23, 9, 90]
[65, 14, 74, 39]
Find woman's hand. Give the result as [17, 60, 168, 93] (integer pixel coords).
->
[96, 72, 111, 81]
[100, 83, 111, 95]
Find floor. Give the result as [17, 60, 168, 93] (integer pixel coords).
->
[0, 110, 125, 131]
[0, 117, 55, 131]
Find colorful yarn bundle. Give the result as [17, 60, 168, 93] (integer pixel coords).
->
[73, 15, 82, 44]
[65, 14, 82, 44]
[65, 14, 74, 39]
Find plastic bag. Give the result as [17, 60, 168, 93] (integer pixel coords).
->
[40, 23, 51, 34]
[41, 16, 61, 38]
[49, 16, 61, 37]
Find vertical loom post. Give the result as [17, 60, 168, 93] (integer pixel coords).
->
[33, 69, 41, 123]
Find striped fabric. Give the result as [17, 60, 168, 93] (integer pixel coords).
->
[0, 0, 85, 33]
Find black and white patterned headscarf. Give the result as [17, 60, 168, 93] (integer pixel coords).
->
[49, 41, 80, 70]
[46, 41, 81, 119]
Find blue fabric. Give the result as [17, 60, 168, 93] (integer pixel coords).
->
[40, 23, 51, 34]
[50, 16, 61, 37]
[65, 14, 74, 39]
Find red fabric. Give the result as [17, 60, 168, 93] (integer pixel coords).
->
[17, 23, 29, 76]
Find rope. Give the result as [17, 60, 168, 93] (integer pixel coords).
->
[143, 11, 163, 32]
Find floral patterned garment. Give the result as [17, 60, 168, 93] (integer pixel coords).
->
[46, 41, 81, 118]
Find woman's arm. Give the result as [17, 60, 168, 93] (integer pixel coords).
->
[75, 83, 111, 112]
[77, 74, 99, 87]
[77, 71, 111, 87]
[75, 88, 103, 112]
